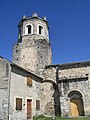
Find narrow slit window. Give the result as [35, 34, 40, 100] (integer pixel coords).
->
[36, 100, 40, 110]
[16, 98, 22, 110]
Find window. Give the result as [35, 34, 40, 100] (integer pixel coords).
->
[27, 76, 32, 86]
[27, 25, 31, 34]
[36, 100, 40, 110]
[16, 98, 22, 110]
[16, 49, 18, 53]
[16, 58, 18, 61]
[25, 24, 33, 35]
[39, 26, 43, 34]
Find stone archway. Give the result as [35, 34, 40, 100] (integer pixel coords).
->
[68, 91, 85, 117]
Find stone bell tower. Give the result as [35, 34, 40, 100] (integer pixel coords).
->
[13, 13, 52, 74]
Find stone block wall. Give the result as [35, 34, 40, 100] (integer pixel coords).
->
[13, 35, 52, 75]
[13, 15, 52, 75]
[0, 57, 11, 120]
[9, 64, 45, 120]
[43, 64, 90, 117]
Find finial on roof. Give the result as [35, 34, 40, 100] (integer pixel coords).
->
[32, 13, 38, 17]
[22, 15, 26, 19]
[43, 16, 47, 21]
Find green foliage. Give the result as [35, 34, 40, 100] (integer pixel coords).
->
[33, 115, 51, 120]
[33, 115, 90, 120]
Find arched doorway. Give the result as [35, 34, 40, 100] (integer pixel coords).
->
[68, 91, 85, 117]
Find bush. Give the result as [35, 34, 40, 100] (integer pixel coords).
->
[33, 115, 52, 120]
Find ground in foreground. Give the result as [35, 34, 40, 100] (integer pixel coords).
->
[33, 115, 90, 120]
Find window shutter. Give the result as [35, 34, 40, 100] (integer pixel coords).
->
[36, 100, 40, 110]
[27, 76, 32, 86]
[16, 98, 22, 110]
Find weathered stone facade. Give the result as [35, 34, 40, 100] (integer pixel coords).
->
[0, 13, 90, 119]
[44, 62, 90, 116]
[0, 57, 11, 120]
[13, 13, 52, 75]
[9, 64, 44, 120]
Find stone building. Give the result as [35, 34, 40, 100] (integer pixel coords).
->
[0, 13, 90, 120]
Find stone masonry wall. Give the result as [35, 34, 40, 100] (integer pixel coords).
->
[43, 67, 61, 116]
[13, 35, 52, 75]
[22, 18, 49, 38]
[0, 57, 11, 120]
[43, 65, 90, 117]
[13, 16, 52, 75]
[9, 65, 45, 120]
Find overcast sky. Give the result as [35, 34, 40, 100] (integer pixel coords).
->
[0, 0, 90, 64]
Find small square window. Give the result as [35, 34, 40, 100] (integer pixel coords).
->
[36, 100, 40, 110]
[16, 58, 18, 61]
[16, 98, 22, 110]
[27, 76, 32, 86]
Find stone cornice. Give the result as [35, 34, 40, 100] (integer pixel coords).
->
[46, 61, 90, 70]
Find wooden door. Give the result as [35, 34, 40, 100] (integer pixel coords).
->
[70, 99, 79, 116]
[27, 99, 32, 119]
[70, 98, 82, 116]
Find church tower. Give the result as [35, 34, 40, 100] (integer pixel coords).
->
[13, 13, 52, 74]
